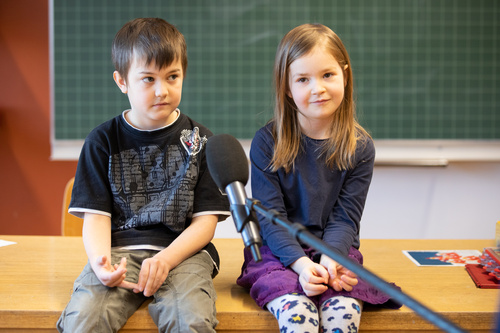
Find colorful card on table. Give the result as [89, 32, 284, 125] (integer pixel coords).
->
[403, 250, 481, 266]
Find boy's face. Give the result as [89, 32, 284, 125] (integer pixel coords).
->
[113, 56, 183, 130]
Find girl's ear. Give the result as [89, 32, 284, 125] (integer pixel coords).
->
[286, 79, 293, 98]
[113, 71, 128, 94]
[343, 64, 349, 87]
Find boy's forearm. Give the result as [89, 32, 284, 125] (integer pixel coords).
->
[82, 213, 112, 266]
[154, 214, 218, 271]
[82, 212, 218, 273]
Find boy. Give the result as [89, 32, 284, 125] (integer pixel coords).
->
[57, 18, 229, 332]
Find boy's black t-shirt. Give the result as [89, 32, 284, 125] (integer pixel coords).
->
[70, 111, 229, 273]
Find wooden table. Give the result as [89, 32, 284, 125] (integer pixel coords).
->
[0, 236, 497, 332]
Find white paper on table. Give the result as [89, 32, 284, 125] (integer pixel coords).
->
[0, 240, 17, 248]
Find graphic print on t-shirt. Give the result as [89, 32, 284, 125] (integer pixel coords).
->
[108, 128, 207, 233]
[180, 127, 207, 156]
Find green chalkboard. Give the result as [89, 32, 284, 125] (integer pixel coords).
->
[52, 0, 499, 140]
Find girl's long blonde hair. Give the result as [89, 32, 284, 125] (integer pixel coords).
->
[270, 23, 370, 172]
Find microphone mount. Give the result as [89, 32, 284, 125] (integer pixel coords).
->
[225, 182, 262, 262]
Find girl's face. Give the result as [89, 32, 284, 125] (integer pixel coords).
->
[287, 45, 347, 139]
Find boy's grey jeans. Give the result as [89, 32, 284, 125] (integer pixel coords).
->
[57, 248, 218, 333]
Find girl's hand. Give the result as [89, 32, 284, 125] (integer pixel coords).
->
[291, 256, 329, 296]
[320, 255, 358, 292]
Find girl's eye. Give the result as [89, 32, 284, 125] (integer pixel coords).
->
[324, 73, 333, 78]
[297, 78, 308, 83]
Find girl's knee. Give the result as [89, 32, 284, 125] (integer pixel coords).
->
[320, 296, 362, 332]
[267, 293, 320, 331]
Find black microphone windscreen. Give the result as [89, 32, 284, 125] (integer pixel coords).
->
[206, 134, 249, 189]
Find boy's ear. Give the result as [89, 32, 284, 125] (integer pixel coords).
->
[113, 71, 128, 94]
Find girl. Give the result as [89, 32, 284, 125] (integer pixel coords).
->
[237, 24, 400, 333]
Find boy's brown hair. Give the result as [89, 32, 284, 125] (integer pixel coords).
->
[112, 18, 187, 80]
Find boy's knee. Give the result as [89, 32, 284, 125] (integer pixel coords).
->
[150, 254, 217, 331]
[58, 277, 141, 333]
[150, 299, 217, 333]
[57, 305, 119, 333]
[179, 308, 217, 333]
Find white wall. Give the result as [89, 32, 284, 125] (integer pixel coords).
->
[360, 161, 500, 239]
[214, 141, 500, 240]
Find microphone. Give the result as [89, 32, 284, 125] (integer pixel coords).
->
[206, 134, 262, 262]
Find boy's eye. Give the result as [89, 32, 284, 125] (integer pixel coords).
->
[168, 74, 178, 80]
[142, 77, 154, 83]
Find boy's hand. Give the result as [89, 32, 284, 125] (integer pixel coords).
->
[127, 214, 218, 297]
[133, 256, 170, 297]
[93, 256, 136, 289]
[291, 256, 329, 296]
[320, 255, 358, 292]
[83, 213, 137, 290]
